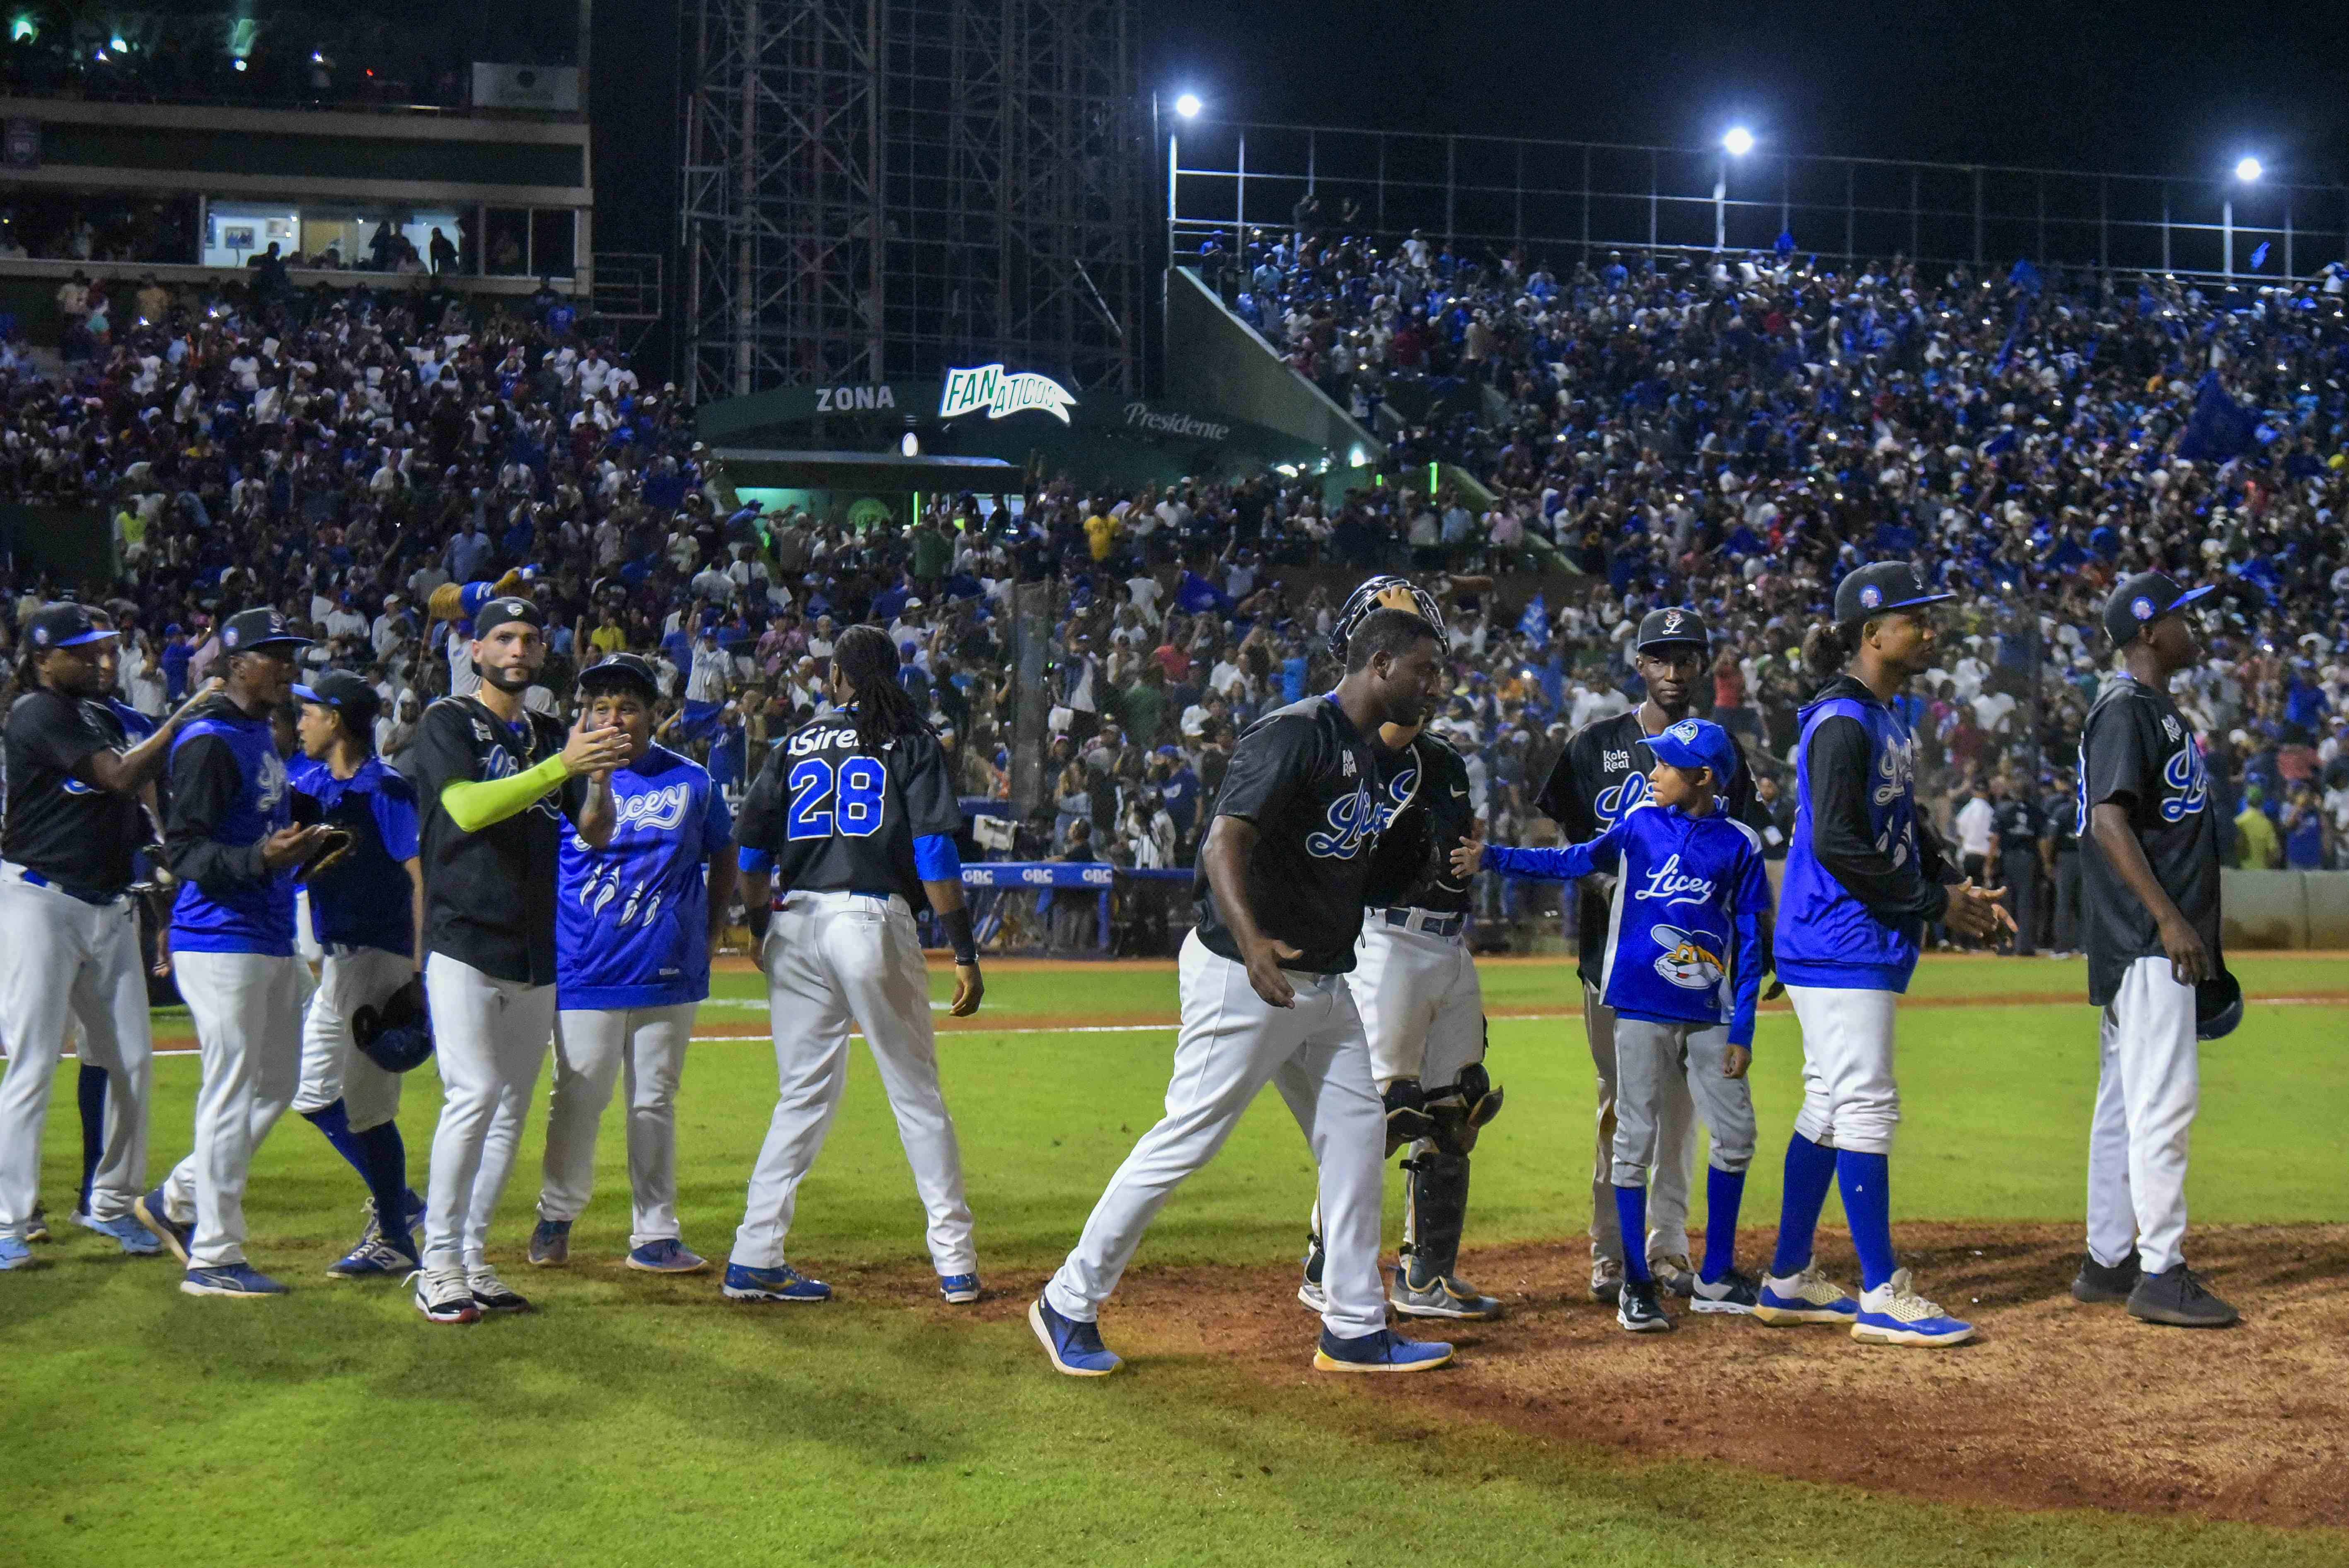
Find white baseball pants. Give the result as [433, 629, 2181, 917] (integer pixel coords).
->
[297, 946, 414, 1131]
[163, 949, 305, 1270]
[1607, 1018, 1756, 1187]
[421, 952, 555, 1278]
[540, 1002, 697, 1248]
[1584, 983, 1695, 1262]
[0, 869, 153, 1237]
[732, 891, 975, 1275]
[1347, 920, 1483, 1088]
[1786, 984, 1901, 1155]
[2086, 957, 2200, 1276]
[1045, 932, 1389, 1341]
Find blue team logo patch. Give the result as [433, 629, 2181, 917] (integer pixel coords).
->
[223, 627, 239, 648]
[30, 625, 47, 646]
[2131, 595, 2156, 622]
[1666, 718, 1702, 744]
[1650, 924, 1726, 990]
[1858, 584, 1882, 610]
[1306, 782, 1377, 859]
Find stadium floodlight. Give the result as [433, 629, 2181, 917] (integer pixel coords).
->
[1174, 92, 1202, 120]
[1722, 126, 1755, 157]
[2235, 157, 2262, 183]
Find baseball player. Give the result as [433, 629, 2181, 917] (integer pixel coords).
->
[726, 625, 982, 1305]
[2072, 572, 2238, 1328]
[406, 595, 631, 1324]
[0, 604, 215, 1271]
[58, 608, 169, 1244]
[529, 653, 736, 1275]
[1033, 607, 1455, 1377]
[134, 608, 339, 1297]
[1531, 606, 1766, 1303]
[1758, 562, 2010, 1348]
[288, 670, 429, 1278]
[1296, 577, 1505, 1324]
[1461, 718, 1769, 1333]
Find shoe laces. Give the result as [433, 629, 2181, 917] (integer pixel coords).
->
[1786, 1264, 1848, 1304]
[1876, 1268, 1950, 1323]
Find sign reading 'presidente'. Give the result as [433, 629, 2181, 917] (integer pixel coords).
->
[938, 364, 1078, 424]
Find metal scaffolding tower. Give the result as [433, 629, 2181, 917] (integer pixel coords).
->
[678, 0, 1142, 406]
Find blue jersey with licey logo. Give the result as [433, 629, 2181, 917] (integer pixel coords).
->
[1481, 801, 1769, 1045]
[554, 744, 732, 1011]
[167, 704, 297, 955]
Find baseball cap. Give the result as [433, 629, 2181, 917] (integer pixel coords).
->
[579, 651, 660, 703]
[472, 596, 544, 638]
[22, 602, 116, 650]
[1646, 716, 1740, 784]
[293, 669, 382, 731]
[2102, 571, 2215, 648]
[1833, 561, 1955, 628]
[1635, 605, 1710, 651]
[219, 607, 312, 653]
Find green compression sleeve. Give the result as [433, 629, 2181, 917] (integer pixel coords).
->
[440, 753, 571, 834]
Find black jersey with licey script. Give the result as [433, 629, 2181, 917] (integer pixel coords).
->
[1533, 707, 1764, 988]
[2077, 675, 2222, 1008]
[411, 695, 575, 986]
[1192, 693, 1384, 974]
[736, 713, 962, 913]
[1360, 730, 1475, 915]
[0, 688, 149, 895]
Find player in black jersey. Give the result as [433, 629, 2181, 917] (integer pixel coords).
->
[1035, 607, 1456, 1378]
[2073, 573, 2237, 1328]
[1532, 605, 1770, 1302]
[406, 595, 629, 1322]
[726, 624, 984, 1306]
[0, 603, 219, 1271]
[1297, 577, 1504, 1322]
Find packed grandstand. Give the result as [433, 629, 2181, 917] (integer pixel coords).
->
[3, 232, 2346, 956]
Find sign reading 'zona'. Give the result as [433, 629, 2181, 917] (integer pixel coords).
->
[938, 364, 1078, 424]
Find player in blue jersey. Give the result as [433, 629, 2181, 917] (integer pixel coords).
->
[529, 653, 736, 1275]
[1756, 563, 2010, 1348]
[135, 608, 340, 1297]
[287, 670, 430, 1279]
[1459, 718, 1771, 1333]
[728, 624, 983, 1306]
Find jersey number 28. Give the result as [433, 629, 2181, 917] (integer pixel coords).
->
[786, 756, 887, 840]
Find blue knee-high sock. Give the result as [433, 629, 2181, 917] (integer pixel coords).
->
[1702, 1165, 1747, 1283]
[1836, 1149, 1896, 1292]
[76, 1065, 107, 1211]
[1768, 1133, 1839, 1279]
[355, 1121, 414, 1248]
[300, 1099, 373, 1186]
[1613, 1185, 1651, 1284]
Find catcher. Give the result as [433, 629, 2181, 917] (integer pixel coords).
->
[1300, 576, 1505, 1322]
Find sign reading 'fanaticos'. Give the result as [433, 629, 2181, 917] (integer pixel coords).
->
[938, 365, 1078, 424]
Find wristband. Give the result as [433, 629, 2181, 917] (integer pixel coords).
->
[940, 905, 979, 965]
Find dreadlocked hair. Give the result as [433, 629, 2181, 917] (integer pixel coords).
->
[834, 624, 929, 754]
[1801, 618, 1861, 681]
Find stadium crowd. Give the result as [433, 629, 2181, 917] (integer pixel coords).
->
[2, 237, 2347, 956]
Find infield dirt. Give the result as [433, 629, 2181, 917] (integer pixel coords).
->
[866, 1222, 2349, 1528]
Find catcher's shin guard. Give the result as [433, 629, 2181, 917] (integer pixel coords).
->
[1381, 1078, 1434, 1158]
[1399, 1146, 1471, 1283]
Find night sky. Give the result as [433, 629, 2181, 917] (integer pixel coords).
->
[590, 0, 2349, 374]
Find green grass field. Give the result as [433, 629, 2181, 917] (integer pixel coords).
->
[5, 953, 2347, 1567]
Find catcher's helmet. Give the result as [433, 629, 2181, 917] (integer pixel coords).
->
[353, 977, 435, 1074]
[2194, 967, 2243, 1042]
[1332, 575, 1445, 664]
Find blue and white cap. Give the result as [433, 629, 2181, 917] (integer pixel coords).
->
[1646, 716, 1740, 784]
